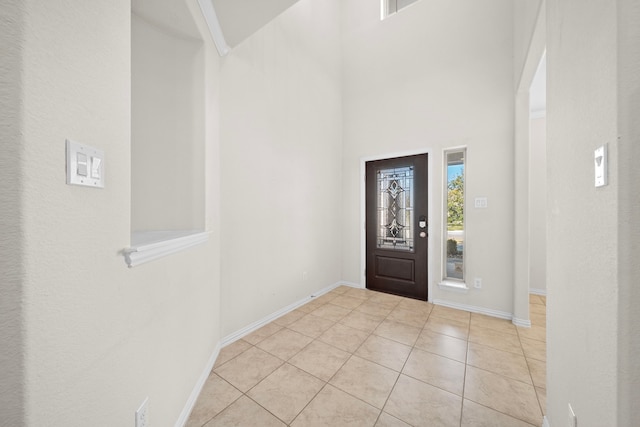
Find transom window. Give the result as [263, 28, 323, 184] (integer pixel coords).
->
[382, 0, 421, 19]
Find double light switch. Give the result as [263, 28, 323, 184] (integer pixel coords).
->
[66, 139, 104, 188]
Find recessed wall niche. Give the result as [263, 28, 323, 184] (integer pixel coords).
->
[129, 0, 207, 266]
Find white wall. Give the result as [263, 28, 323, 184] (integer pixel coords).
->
[529, 116, 546, 293]
[616, 1, 640, 424]
[218, 0, 343, 337]
[546, 0, 620, 424]
[514, 0, 543, 88]
[0, 1, 26, 423]
[131, 12, 206, 232]
[1, 0, 222, 425]
[341, 0, 516, 314]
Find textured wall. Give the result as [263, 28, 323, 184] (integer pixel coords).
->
[219, 0, 343, 337]
[616, 0, 640, 424]
[8, 0, 222, 425]
[0, 1, 26, 425]
[341, 0, 517, 314]
[546, 0, 619, 425]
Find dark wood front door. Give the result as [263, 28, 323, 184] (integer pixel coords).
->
[366, 154, 428, 300]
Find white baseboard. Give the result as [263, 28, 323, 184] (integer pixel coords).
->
[221, 282, 346, 347]
[512, 317, 532, 328]
[341, 281, 363, 289]
[530, 288, 547, 296]
[432, 299, 513, 320]
[542, 415, 550, 427]
[433, 299, 533, 328]
[174, 342, 221, 427]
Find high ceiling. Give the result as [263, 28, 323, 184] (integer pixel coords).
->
[210, 0, 301, 48]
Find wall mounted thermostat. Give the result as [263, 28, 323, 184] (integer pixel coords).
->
[66, 139, 105, 188]
[594, 144, 607, 188]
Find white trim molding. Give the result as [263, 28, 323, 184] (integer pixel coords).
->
[124, 231, 209, 268]
[197, 0, 230, 56]
[437, 281, 470, 294]
[530, 288, 547, 296]
[513, 317, 532, 328]
[432, 299, 513, 320]
[174, 342, 220, 427]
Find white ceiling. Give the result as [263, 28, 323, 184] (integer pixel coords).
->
[210, 0, 301, 48]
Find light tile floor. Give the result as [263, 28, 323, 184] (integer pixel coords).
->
[187, 286, 547, 427]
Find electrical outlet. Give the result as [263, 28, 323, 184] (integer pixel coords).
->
[568, 403, 577, 427]
[474, 278, 482, 289]
[302, 271, 308, 281]
[136, 397, 148, 427]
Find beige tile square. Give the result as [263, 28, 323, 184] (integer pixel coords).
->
[517, 324, 546, 342]
[424, 316, 470, 340]
[311, 303, 352, 322]
[529, 294, 545, 305]
[318, 322, 370, 353]
[466, 343, 532, 384]
[402, 348, 466, 395]
[527, 358, 546, 389]
[289, 340, 350, 381]
[288, 314, 335, 338]
[461, 399, 536, 427]
[273, 309, 306, 326]
[340, 310, 385, 333]
[469, 325, 523, 355]
[204, 395, 285, 427]
[536, 387, 547, 415]
[298, 299, 324, 313]
[470, 313, 517, 336]
[247, 363, 325, 424]
[214, 340, 252, 368]
[292, 384, 380, 426]
[529, 303, 546, 315]
[332, 285, 351, 294]
[214, 346, 283, 392]
[431, 305, 471, 323]
[330, 356, 399, 409]
[355, 334, 412, 372]
[414, 329, 467, 363]
[256, 328, 313, 361]
[520, 337, 546, 362]
[464, 366, 542, 425]
[343, 287, 371, 300]
[312, 293, 339, 305]
[387, 307, 429, 328]
[530, 312, 546, 328]
[330, 295, 365, 310]
[243, 322, 283, 345]
[396, 298, 433, 316]
[385, 374, 462, 427]
[185, 374, 242, 427]
[375, 412, 411, 427]
[355, 301, 395, 317]
[368, 292, 403, 307]
[374, 319, 421, 346]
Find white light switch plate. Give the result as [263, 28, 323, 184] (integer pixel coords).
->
[594, 144, 607, 187]
[66, 139, 104, 188]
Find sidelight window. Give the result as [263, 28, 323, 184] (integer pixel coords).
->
[444, 149, 465, 281]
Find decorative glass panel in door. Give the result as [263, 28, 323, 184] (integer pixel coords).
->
[376, 166, 414, 251]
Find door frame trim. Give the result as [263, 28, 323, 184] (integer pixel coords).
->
[360, 148, 433, 301]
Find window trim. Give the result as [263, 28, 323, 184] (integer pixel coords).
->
[443, 148, 466, 284]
